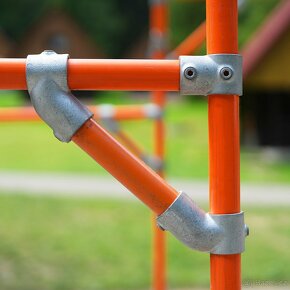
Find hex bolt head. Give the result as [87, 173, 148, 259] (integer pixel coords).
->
[220, 67, 233, 80]
[184, 66, 197, 80]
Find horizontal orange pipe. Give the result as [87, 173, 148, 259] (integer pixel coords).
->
[0, 59, 179, 91]
[170, 21, 206, 57]
[72, 118, 178, 215]
[0, 107, 40, 122]
[0, 105, 157, 122]
[97, 105, 152, 121]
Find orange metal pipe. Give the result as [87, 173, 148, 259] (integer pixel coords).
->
[150, 1, 168, 289]
[170, 21, 206, 57]
[0, 107, 41, 122]
[104, 106, 151, 121]
[72, 118, 178, 215]
[0, 105, 157, 122]
[0, 59, 180, 91]
[150, 3, 168, 35]
[152, 92, 167, 290]
[206, 1, 241, 290]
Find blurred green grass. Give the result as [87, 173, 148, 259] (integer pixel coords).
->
[0, 91, 290, 183]
[0, 194, 288, 290]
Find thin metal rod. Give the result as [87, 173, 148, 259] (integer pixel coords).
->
[72, 119, 178, 215]
[206, 0, 241, 290]
[0, 59, 179, 91]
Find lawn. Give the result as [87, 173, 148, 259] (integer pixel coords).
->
[0, 194, 288, 290]
[0, 91, 290, 183]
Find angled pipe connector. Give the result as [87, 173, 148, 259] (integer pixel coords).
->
[157, 192, 247, 254]
[157, 192, 223, 252]
[26, 50, 93, 142]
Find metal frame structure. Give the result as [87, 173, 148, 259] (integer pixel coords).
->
[0, 1, 247, 289]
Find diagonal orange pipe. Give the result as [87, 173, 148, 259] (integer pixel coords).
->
[72, 118, 178, 215]
[170, 21, 206, 57]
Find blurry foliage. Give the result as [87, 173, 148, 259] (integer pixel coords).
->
[169, 1, 205, 51]
[0, 0, 148, 57]
[169, 0, 281, 51]
[0, 0, 283, 56]
[238, 0, 280, 49]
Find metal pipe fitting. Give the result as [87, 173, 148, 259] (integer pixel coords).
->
[148, 30, 168, 55]
[144, 103, 163, 119]
[141, 154, 164, 171]
[26, 50, 93, 142]
[179, 54, 243, 96]
[157, 192, 247, 254]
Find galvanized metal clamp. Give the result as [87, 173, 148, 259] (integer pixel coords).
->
[180, 54, 243, 96]
[157, 192, 248, 254]
[26, 50, 93, 142]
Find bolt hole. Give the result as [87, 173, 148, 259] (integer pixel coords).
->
[187, 70, 194, 77]
[220, 67, 233, 80]
[184, 67, 196, 80]
[223, 70, 230, 77]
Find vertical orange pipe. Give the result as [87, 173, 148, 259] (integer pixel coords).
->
[206, 1, 241, 290]
[150, 1, 168, 290]
[152, 91, 166, 290]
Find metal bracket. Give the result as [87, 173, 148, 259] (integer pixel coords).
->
[148, 30, 168, 56]
[157, 192, 248, 254]
[144, 103, 163, 119]
[102, 119, 121, 134]
[142, 154, 164, 171]
[180, 54, 243, 96]
[26, 50, 93, 142]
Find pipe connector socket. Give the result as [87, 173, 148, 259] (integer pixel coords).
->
[26, 50, 93, 142]
[157, 192, 247, 254]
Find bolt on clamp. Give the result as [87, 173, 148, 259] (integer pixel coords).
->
[180, 54, 243, 96]
[26, 50, 93, 142]
[157, 192, 248, 254]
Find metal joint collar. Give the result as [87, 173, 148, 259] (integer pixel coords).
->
[157, 192, 248, 254]
[180, 54, 243, 96]
[26, 50, 93, 142]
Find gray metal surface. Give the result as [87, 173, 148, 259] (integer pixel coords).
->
[157, 192, 223, 252]
[98, 104, 115, 119]
[26, 50, 93, 142]
[102, 119, 120, 133]
[148, 30, 168, 54]
[157, 191, 247, 254]
[144, 103, 163, 119]
[141, 155, 164, 171]
[180, 54, 243, 96]
[210, 212, 246, 254]
[149, 0, 167, 6]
